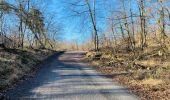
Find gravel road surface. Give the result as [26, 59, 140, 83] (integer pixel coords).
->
[6, 51, 139, 100]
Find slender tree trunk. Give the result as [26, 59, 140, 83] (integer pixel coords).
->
[118, 17, 125, 40]
[122, 1, 134, 51]
[138, 0, 147, 50]
[0, 11, 4, 45]
[111, 21, 117, 46]
[86, 0, 99, 51]
[129, 0, 135, 48]
[19, 3, 24, 49]
[161, 7, 166, 44]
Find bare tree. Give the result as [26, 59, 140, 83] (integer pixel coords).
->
[138, 0, 147, 50]
[85, 0, 99, 51]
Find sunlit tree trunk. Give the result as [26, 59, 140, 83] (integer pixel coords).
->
[138, 0, 147, 50]
[129, 0, 135, 48]
[122, 0, 134, 51]
[86, 0, 99, 51]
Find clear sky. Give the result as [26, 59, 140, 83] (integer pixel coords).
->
[41, 0, 170, 45]
[42, 0, 145, 44]
[4, 0, 150, 44]
[3, 0, 170, 46]
[43, 0, 119, 44]
[43, 0, 92, 44]
[3, 0, 140, 44]
[2, 0, 135, 44]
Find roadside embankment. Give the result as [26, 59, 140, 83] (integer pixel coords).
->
[0, 48, 62, 93]
[85, 48, 170, 100]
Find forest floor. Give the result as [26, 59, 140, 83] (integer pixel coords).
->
[0, 47, 57, 94]
[85, 47, 170, 100]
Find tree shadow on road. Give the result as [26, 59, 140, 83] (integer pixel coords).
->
[5, 52, 136, 100]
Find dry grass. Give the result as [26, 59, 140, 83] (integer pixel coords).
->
[85, 44, 170, 99]
[140, 79, 164, 86]
[0, 48, 54, 91]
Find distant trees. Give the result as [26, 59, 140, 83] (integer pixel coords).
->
[0, 0, 61, 49]
[122, 0, 135, 51]
[64, 0, 100, 51]
[61, 0, 169, 52]
[99, 0, 170, 54]
[2, 0, 169, 52]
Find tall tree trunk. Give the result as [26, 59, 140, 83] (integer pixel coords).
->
[122, 0, 134, 51]
[118, 17, 125, 40]
[138, 0, 147, 50]
[129, 0, 135, 48]
[19, 3, 24, 49]
[111, 21, 117, 46]
[86, 0, 99, 51]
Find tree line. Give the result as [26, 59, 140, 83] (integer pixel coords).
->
[0, 0, 170, 53]
[0, 0, 61, 49]
[66, 0, 170, 54]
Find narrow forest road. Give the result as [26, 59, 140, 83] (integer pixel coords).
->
[6, 51, 139, 100]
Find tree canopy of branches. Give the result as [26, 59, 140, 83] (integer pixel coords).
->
[0, 0, 61, 49]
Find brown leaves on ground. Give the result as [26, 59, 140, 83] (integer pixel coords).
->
[0, 48, 54, 92]
[86, 49, 170, 100]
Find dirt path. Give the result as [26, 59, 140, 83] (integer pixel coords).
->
[6, 51, 139, 100]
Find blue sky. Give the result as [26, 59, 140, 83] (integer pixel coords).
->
[3, 0, 138, 44]
[42, 0, 144, 44]
[5, 0, 166, 44]
[43, 0, 90, 44]
[43, 0, 118, 44]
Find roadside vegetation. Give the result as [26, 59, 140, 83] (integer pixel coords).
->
[80, 0, 170, 100]
[0, 48, 54, 92]
[0, 0, 170, 99]
[85, 45, 170, 99]
[0, 0, 61, 94]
